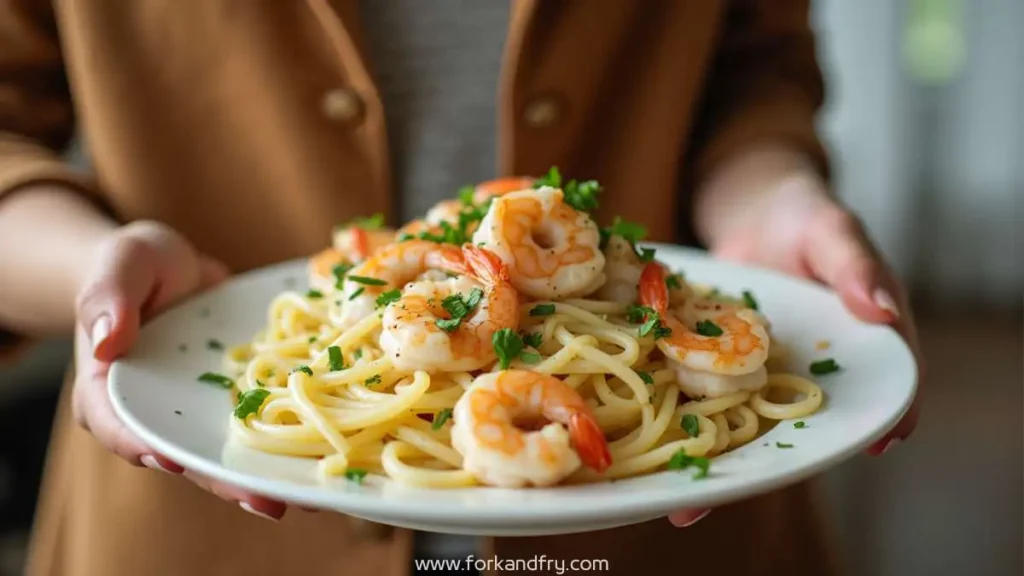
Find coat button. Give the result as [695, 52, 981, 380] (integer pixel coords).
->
[322, 88, 364, 123]
[522, 95, 562, 128]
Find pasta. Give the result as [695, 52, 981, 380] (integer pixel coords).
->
[214, 173, 825, 488]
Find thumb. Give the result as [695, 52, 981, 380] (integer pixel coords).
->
[198, 255, 231, 289]
[802, 208, 900, 324]
[76, 237, 159, 363]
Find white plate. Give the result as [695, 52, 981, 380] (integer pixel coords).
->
[109, 244, 916, 536]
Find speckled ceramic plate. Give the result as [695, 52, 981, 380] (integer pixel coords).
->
[109, 244, 916, 536]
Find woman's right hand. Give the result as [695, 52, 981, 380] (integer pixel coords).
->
[72, 220, 287, 521]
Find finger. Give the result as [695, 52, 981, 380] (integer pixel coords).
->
[198, 256, 231, 288]
[76, 237, 159, 362]
[667, 508, 713, 527]
[802, 208, 899, 324]
[184, 471, 287, 521]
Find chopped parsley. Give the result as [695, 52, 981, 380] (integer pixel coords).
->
[635, 370, 654, 385]
[206, 339, 224, 351]
[397, 232, 414, 242]
[174, 410, 183, 416]
[432, 408, 453, 430]
[529, 303, 556, 317]
[794, 421, 807, 429]
[375, 289, 401, 308]
[338, 213, 385, 230]
[198, 372, 233, 389]
[665, 274, 683, 290]
[348, 287, 365, 300]
[776, 442, 794, 449]
[492, 328, 524, 369]
[604, 217, 647, 245]
[233, 388, 270, 419]
[256, 379, 266, 388]
[458, 185, 475, 205]
[353, 349, 363, 360]
[331, 263, 353, 289]
[347, 275, 387, 286]
[306, 289, 324, 299]
[519, 352, 542, 364]
[532, 166, 602, 212]
[809, 358, 840, 375]
[344, 468, 368, 483]
[695, 319, 724, 337]
[308, 336, 318, 344]
[533, 166, 562, 188]
[624, 305, 672, 340]
[328, 346, 345, 371]
[523, 332, 543, 349]
[680, 414, 700, 438]
[291, 365, 313, 376]
[638, 247, 657, 262]
[365, 374, 382, 386]
[436, 288, 484, 332]
[666, 448, 710, 479]
[742, 290, 759, 310]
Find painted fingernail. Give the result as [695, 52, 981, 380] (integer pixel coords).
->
[873, 288, 900, 319]
[239, 501, 280, 522]
[140, 455, 173, 474]
[879, 437, 901, 455]
[678, 509, 712, 527]
[90, 314, 112, 352]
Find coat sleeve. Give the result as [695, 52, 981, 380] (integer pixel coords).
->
[688, 0, 830, 183]
[0, 0, 102, 363]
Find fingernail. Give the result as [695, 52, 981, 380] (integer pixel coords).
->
[873, 288, 900, 319]
[678, 509, 712, 527]
[239, 501, 280, 522]
[879, 437, 901, 455]
[90, 314, 112, 352]
[140, 455, 180, 474]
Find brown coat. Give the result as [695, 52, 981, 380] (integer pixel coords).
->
[2, 1, 837, 575]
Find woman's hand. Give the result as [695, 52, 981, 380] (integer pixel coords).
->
[668, 146, 924, 528]
[73, 220, 288, 521]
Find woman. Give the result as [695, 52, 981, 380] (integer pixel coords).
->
[0, 1, 921, 575]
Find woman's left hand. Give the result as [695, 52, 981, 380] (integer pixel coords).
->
[669, 152, 924, 527]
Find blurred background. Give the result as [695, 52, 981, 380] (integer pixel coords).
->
[0, 1, 1020, 575]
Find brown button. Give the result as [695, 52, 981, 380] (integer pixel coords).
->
[321, 88, 364, 123]
[522, 95, 561, 128]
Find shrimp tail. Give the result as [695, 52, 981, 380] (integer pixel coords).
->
[569, 412, 612, 473]
[462, 245, 511, 286]
[638, 262, 669, 314]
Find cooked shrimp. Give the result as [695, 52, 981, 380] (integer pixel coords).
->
[679, 295, 770, 331]
[380, 245, 519, 372]
[593, 235, 642, 303]
[397, 176, 537, 238]
[308, 227, 396, 292]
[672, 362, 768, 400]
[336, 239, 459, 328]
[472, 186, 605, 300]
[639, 262, 769, 375]
[451, 370, 612, 487]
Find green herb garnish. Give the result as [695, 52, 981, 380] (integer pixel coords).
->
[306, 289, 324, 299]
[436, 288, 484, 332]
[348, 287, 365, 300]
[794, 421, 807, 429]
[397, 233, 414, 242]
[666, 448, 711, 479]
[332, 263, 353, 289]
[681, 413, 700, 437]
[519, 352, 542, 364]
[433, 408, 453, 430]
[338, 213, 384, 231]
[639, 247, 656, 262]
[375, 289, 401, 308]
[348, 275, 387, 286]
[533, 166, 562, 188]
[174, 410, 183, 415]
[234, 389, 270, 419]
[665, 274, 683, 290]
[492, 328, 524, 370]
[344, 468, 368, 483]
[809, 358, 840, 375]
[776, 442, 794, 449]
[256, 379, 266, 387]
[529, 304, 556, 317]
[742, 290, 759, 310]
[198, 372, 233, 388]
[328, 346, 345, 371]
[458, 186, 475, 205]
[291, 365, 313, 376]
[523, 332, 543, 349]
[206, 339, 223, 351]
[695, 320, 724, 337]
[365, 374, 381, 386]
[635, 370, 654, 385]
